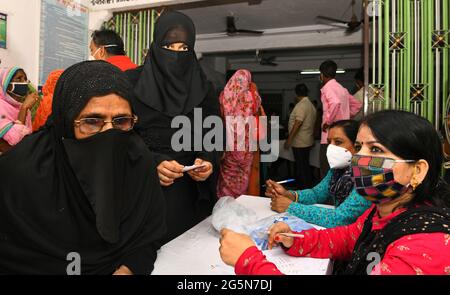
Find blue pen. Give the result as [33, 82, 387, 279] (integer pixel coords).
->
[262, 179, 295, 187]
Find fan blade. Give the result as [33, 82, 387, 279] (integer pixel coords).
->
[248, 0, 262, 5]
[235, 29, 264, 35]
[261, 61, 278, 66]
[316, 15, 348, 24]
[345, 25, 362, 35]
[318, 22, 349, 29]
[264, 56, 276, 62]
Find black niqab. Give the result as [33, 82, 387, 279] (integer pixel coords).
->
[134, 10, 209, 117]
[0, 61, 166, 274]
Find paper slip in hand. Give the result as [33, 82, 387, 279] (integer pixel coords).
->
[182, 164, 207, 172]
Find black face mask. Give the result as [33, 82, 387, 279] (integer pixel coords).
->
[8, 82, 29, 99]
[134, 11, 209, 117]
[62, 128, 132, 243]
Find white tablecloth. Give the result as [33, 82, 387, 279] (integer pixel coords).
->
[152, 195, 333, 275]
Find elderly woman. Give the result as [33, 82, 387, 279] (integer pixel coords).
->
[0, 67, 39, 153]
[220, 110, 450, 275]
[0, 61, 166, 274]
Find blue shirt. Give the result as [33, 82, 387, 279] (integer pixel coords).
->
[287, 169, 371, 228]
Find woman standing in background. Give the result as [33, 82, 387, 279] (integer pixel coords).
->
[126, 11, 222, 244]
[217, 69, 264, 198]
[0, 67, 39, 153]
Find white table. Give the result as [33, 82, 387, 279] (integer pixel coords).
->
[152, 195, 333, 275]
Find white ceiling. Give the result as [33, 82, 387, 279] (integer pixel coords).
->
[175, 0, 363, 34]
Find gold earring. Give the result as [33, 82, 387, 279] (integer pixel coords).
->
[411, 178, 419, 191]
[410, 167, 419, 191]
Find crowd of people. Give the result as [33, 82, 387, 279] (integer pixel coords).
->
[1, 10, 449, 275]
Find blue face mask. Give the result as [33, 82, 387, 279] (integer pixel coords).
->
[8, 82, 30, 99]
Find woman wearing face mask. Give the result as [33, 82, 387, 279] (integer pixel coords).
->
[220, 110, 450, 275]
[0, 61, 166, 274]
[0, 67, 39, 153]
[125, 11, 222, 244]
[266, 120, 371, 228]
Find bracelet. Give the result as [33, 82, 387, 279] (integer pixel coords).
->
[289, 190, 299, 202]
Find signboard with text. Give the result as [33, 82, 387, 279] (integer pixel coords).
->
[88, 0, 204, 11]
[39, 0, 89, 85]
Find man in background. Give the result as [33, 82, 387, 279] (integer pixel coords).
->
[285, 84, 317, 189]
[90, 29, 137, 71]
[319, 60, 361, 178]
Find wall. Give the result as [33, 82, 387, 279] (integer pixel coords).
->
[0, 0, 91, 86]
[0, 0, 41, 85]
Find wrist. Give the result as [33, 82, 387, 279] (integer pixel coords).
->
[235, 246, 260, 273]
[288, 190, 299, 202]
[20, 104, 30, 111]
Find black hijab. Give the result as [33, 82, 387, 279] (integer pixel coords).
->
[0, 61, 166, 274]
[134, 10, 210, 117]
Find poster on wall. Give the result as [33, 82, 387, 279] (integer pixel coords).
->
[0, 13, 6, 49]
[39, 0, 89, 85]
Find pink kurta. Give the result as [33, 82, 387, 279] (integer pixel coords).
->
[217, 70, 262, 198]
[320, 79, 362, 144]
[0, 68, 32, 146]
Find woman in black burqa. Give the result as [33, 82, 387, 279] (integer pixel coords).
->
[0, 61, 166, 274]
[126, 11, 222, 243]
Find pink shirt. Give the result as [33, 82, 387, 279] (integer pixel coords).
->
[320, 79, 362, 144]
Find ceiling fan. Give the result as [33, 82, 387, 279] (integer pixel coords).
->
[316, 0, 363, 34]
[256, 50, 277, 66]
[226, 15, 264, 36]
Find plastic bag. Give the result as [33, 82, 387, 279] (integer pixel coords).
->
[246, 212, 314, 250]
[211, 197, 258, 234]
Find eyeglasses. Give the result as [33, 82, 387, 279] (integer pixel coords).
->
[74, 116, 138, 135]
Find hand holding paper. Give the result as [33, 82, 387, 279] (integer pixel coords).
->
[187, 158, 213, 182]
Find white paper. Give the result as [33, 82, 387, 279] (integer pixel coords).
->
[262, 247, 329, 275]
[182, 164, 207, 172]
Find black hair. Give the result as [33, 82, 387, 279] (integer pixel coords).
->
[295, 83, 308, 97]
[91, 30, 126, 56]
[362, 110, 450, 208]
[329, 120, 360, 144]
[319, 60, 337, 78]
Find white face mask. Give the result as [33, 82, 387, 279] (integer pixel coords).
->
[326, 144, 352, 169]
[89, 44, 118, 61]
[89, 47, 101, 61]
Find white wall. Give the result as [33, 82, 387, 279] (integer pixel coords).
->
[0, 0, 41, 85]
[0, 0, 91, 86]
